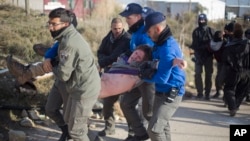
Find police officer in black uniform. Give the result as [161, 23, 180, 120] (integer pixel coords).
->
[190, 13, 214, 100]
[222, 23, 250, 116]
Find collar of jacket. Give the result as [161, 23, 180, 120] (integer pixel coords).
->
[155, 25, 172, 46]
[128, 19, 144, 33]
[110, 29, 126, 43]
[225, 38, 247, 47]
[197, 25, 208, 31]
[54, 24, 75, 41]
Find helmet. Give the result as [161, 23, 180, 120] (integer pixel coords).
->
[198, 13, 207, 27]
[198, 13, 207, 21]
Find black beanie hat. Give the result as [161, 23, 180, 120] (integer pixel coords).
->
[224, 21, 235, 32]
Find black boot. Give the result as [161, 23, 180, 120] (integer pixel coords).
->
[58, 125, 71, 141]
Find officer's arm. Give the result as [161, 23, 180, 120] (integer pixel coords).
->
[53, 46, 76, 82]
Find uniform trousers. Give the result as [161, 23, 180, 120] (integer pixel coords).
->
[224, 70, 250, 111]
[148, 95, 182, 141]
[64, 93, 99, 141]
[194, 55, 213, 97]
[120, 82, 155, 137]
[45, 80, 68, 126]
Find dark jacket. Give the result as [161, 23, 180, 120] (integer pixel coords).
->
[222, 39, 250, 72]
[52, 24, 101, 99]
[97, 29, 131, 71]
[191, 26, 214, 63]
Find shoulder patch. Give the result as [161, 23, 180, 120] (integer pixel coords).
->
[60, 50, 70, 63]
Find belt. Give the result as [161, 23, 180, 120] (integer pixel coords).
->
[155, 91, 169, 96]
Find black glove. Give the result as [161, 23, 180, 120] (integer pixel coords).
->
[138, 60, 158, 79]
[190, 54, 196, 62]
[50, 57, 59, 67]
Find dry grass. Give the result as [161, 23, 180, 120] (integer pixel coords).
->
[0, 4, 51, 62]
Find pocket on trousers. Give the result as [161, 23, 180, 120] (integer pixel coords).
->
[151, 119, 166, 134]
[71, 117, 88, 136]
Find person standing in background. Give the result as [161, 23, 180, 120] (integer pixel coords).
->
[97, 17, 131, 137]
[212, 21, 235, 99]
[190, 13, 214, 100]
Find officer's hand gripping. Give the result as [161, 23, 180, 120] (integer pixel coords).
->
[138, 60, 158, 79]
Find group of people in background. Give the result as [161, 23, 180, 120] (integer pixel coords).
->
[190, 13, 250, 117]
[6, 2, 250, 141]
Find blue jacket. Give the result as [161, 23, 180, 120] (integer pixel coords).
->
[44, 41, 59, 59]
[144, 28, 186, 96]
[129, 20, 154, 51]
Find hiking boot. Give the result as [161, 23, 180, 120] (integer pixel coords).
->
[134, 133, 149, 140]
[6, 55, 33, 85]
[33, 43, 50, 57]
[229, 109, 237, 117]
[124, 133, 149, 141]
[204, 96, 210, 101]
[246, 95, 250, 102]
[196, 94, 203, 100]
[212, 90, 223, 98]
[58, 125, 71, 141]
[98, 128, 115, 136]
[212, 93, 220, 98]
[124, 135, 134, 141]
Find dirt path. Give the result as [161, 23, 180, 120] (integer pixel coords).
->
[17, 94, 250, 141]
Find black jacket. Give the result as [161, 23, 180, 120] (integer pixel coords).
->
[97, 29, 131, 70]
[191, 26, 214, 63]
[222, 39, 250, 72]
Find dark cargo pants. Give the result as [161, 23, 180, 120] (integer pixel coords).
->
[148, 95, 182, 141]
[64, 93, 99, 141]
[224, 70, 250, 111]
[120, 82, 155, 137]
[102, 95, 119, 131]
[194, 56, 213, 97]
[45, 80, 68, 126]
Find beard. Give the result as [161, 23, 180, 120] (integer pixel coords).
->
[50, 27, 67, 38]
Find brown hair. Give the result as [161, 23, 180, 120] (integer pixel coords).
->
[233, 23, 243, 39]
[135, 44, 153, 61]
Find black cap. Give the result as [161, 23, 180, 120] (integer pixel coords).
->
[119, 3, 143, 17]
[142, 7, 155, 19]
[144, 12, 166, 32]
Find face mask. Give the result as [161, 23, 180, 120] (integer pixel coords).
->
[50, 27, 67, 38]
[198, 22, 207, 27]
